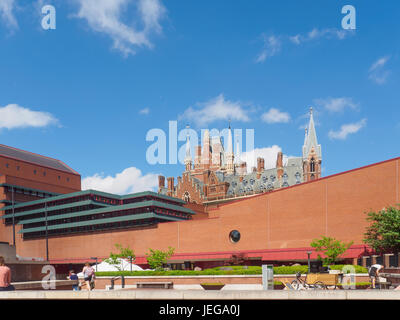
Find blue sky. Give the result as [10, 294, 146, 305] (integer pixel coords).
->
[0, 0, 399, 194]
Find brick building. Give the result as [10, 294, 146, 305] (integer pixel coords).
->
[159, 108, 322, 204]
[0, 141, 398, 269]
[0, 144, 81, 245]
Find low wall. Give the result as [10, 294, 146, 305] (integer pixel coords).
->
[94, 274, 370, 290]
[1, 289, 400, 300]
[8, 262, 49, 282]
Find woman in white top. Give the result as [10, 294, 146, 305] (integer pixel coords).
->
[82, 262, 95, 291]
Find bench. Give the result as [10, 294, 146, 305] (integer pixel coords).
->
[306, 273, 339, 289]
[136, 282, 173, 289]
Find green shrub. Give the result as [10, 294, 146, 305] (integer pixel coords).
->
[327, 264, 368, 273]
[94, 264, 366, 277]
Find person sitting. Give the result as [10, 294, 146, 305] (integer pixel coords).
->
[0, 256, 15, 291]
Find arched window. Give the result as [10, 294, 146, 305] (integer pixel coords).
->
[183, 192, 190, 202]
[310, 158, 315, 172]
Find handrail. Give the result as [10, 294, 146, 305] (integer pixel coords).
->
[109, 276, 125, 290]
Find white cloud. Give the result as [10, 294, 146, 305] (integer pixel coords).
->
[328, 118, 367, 140]
[314, 97, 358, 113]
[290, 28, 352, 44]
[257, 27, 352, 63]
[139, 107, 150, 114]
[180, 94, 251, 127]
[239, 145, 289, 172]
[261, 108, 290, 124]
[0, 104, 58, 129]
[73, 0, 166, 56]
[256, 34, 281, 63]
[82, 166, 159, 194]
[368, 56, 390, 84]
[0, 0, 18, 30]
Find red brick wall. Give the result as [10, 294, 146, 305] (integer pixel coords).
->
[0, 154, 81, 244]
[9, 158, 400, 263]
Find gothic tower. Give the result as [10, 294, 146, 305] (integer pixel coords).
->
[225, 124, 235, 174]
[302, 107, 322, 182]
[184, 125, 192, 172]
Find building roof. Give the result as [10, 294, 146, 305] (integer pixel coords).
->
[0, 144, 79, 175]
[0, 190, 188, 213]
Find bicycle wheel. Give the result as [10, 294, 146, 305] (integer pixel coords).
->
[312, 281, 327, 290]
[291, 280, 301, 290]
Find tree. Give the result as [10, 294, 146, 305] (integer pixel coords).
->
[145, 246, 175, 270]
[310, 236, 353, 265]
[364, 206, 400, 253]
[104, 243, 135, 271]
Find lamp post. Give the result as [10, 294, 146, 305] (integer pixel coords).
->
[307, 251, 312, 273]
[11, 186, 15, 248]
[128, 256, 132, 272]
[91, 257, 98, 272]
[45, 202, 49, 261]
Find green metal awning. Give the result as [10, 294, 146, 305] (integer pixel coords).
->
[0, 189, 186, 211]
[1, 200, 110, 220]
[18, 212, 182, 234]
[0, 183, 60, 197]
[13, 200, 194, 225]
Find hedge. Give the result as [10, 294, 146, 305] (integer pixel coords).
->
[94, 264, 367, 277]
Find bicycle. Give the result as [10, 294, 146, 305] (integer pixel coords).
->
[291, 272, 327, 290]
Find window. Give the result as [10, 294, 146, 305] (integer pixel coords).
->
[229, 230, 241, 243]
[183, 192, 190, 202]
[310, 158, 315, 172]
[295, 172, 301, 184]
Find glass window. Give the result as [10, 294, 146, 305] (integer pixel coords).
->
[229, 230, 241, 243]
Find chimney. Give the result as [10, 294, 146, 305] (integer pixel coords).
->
[167, 177, 174, 192]
[158, 175, 165, 189]
[276, 152, 284, 179]
[194, 145, 202, 169]
[240, 162, 247, 175]
[276, 152, 283, 168]
[257, 157, 265, 173]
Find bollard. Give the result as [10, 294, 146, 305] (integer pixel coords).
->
[262, 265, 274, 290]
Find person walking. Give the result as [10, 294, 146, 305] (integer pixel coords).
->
[82, 263, 95, 291]
[0, 256, 15, 291]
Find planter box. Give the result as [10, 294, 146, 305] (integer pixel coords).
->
[200, 284, 225, 290]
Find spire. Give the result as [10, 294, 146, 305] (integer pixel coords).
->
[225, 123, 234, 174]
[227, 123, 233, 155]
[303, 107, 321, 160]
[184, 125, 191, 161]
[201, 129, 211, 168]
[184, 125, 192, 172]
